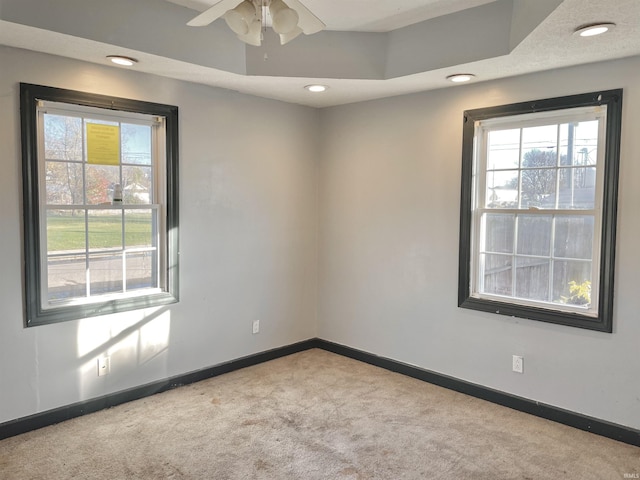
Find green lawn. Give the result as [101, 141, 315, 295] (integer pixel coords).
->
[47, 213, 153, 251]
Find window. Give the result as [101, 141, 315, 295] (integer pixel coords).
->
[458, 90, 622, 332]
[20, 84, 179, 326]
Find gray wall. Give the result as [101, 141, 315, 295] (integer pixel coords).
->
[318, 57, 640, 430]
[2, 45, 639, 432]
[0, 46, 319, 423]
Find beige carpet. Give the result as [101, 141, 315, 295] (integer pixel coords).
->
[0, 349, 638, 479]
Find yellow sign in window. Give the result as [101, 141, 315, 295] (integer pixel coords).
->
[87, 123, 120, 165]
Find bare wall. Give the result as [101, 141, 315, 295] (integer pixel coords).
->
[317, 56, 640, 430]
[0, 46, 319, 423]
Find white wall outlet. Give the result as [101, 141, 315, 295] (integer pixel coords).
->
[252, 319, 260, 334]
[98, 356, 111, 376]
[512, 355, 524, 374]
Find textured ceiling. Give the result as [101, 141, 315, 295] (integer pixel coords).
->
[1, 0, 639, 108]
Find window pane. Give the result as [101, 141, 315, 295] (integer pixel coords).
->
[516, 215, 552, 256]
[483, 214, 514, 253]
[554, 216, 594, 259]
[44, 114, 82, 162]
[481, 254, 512, 296]
[48, 253, 86, 303]
[88, 210, 123, 251]
[86, 164, 120, 205]
[520, 167, 556, 208]
[126, 251, 157, 291]
[553, 260, 592, 306]
[487, 129, 520, 170]
[486, 170, 518, 208]
[558, 167, 596, 209]
[46, 161, 83, 205]
[121, 123, 152, 165]
[47, 209, 86, 253]
[571, 121, 599, 166]
[515, 257, 550, 301]
[89, 253, 123, 295]
[123, 165, 152, 204]
[521, 125, 557, 166]
[125, 210, 154, 248]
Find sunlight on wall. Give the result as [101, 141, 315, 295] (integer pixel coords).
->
[138, 312, 172, 364]
[76, 307, 171, 399]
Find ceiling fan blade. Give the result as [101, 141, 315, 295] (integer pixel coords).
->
[285, 0, 325, 35]
[187, 0, 243, 27]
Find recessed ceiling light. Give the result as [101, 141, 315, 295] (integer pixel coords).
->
[574, 23, 616, 37]
[446, 74, 475, 83]
[107, 55, 138, 66]
[304, 84, 328, 93]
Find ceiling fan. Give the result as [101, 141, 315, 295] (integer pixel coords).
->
[187, 0, 325, 46]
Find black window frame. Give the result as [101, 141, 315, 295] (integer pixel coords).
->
[458, 90, 622, 333]
[20, 83, 180, 326]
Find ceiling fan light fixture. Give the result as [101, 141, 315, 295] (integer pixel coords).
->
[107, 55, 138, 66]
[238, 18, 263, 46]
[574, 22, 615, 37]
[305, 84, 327, 93]
[224, 0, 256, 36]
[280, 26, 303, 45]
[270, 0, 299, 35]
[447, 73, 475, 83]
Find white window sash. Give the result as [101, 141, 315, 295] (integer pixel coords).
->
[36, 101, 167, 311]
[470, 106, 607, 317]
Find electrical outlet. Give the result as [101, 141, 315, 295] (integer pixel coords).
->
[98, 356, 110, 376]
[252, 319, 260, 334]
[512, 355, 524, 374]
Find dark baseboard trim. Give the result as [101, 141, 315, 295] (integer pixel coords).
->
[2, 337, 638, 448]
[314, 339, 640, 447]
[0, 338, 319, 441]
